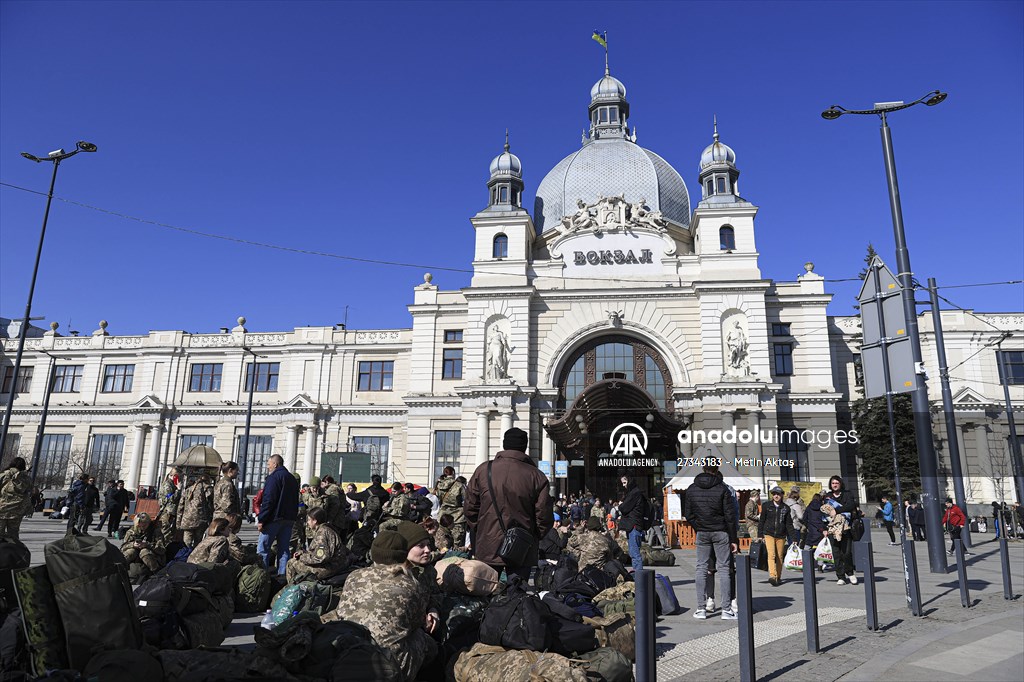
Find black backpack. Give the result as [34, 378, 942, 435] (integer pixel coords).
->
[407, 495, 433, 522]
[479, 584, 553, 651]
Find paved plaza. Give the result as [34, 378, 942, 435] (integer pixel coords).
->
[18, 516, 1024, 681]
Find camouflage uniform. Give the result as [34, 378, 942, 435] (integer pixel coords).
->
[0, 467, 31, 542]
[212, 476, 240, 520]
[178, 478, 214, 548]
[329, 563, 438, 682]
[187, 534, 236, 566]
[434, 475, 467, 546]
[121, 523, 166, 571]
[300, 488, 329, 544]
[379, 493, 412, 532]
[156, 474, 181, 544]
[285, 522, 352, 584]
[429, 526, 454, 562]
[567, 528, 619, 571]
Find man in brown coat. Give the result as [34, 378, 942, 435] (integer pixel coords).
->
[465, 427, 552, 579]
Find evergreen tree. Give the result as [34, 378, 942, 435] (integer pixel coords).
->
[851, 242, 919, 498]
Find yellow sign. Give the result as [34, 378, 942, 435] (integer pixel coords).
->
[777, 480, 822, 507]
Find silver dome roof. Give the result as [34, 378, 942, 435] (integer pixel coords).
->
[590, 74, 626, 103]
[534, 137, 691, 233]
[700, 140, 735, 168]
[489, 148, 522, 178]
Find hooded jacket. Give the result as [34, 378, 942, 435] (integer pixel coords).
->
[682, 472, 738, 542]
[823, 476, 855, 518]
[803, 498, 826, 544]
[464, 449, 552, 568]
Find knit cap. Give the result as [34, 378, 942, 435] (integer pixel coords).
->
[371, 531, 408, 565]
[396, 520, 430, 548]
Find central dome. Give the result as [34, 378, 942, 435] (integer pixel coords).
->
[534, 137, 691, 233]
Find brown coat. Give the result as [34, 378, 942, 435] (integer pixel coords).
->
[464, 449, 552, 568]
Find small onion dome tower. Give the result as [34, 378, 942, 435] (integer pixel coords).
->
[698, 116, 741, 204]
[487, 130, 523, 208]
[588, 67, 631, 141]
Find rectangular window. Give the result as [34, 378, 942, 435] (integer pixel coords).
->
[37, 434, 73, 490]
[235, 435, 273, 496]
[773, 343, 793, 376]
[706, 180, 714, 196]
[244, 362, 280, 392]
[352, 436, 390, 479]
[442, 349, 463, 379]
[444, 330, 463, 343]
[52, 365, 84, 393]
[357, 361, 394, 391]
[498, 186, 509, 202]
[853, 353, 864, 387]
[1, 434, 22, 469]
[1, 366, 33, 394]
[433, 430, 461, 479]
[101, 364, 134, 393]
[599, 108, 609, 123]
[179, 434, 214, 452]
[779, 430, 810, 481]
[771, 323, 791, 336]
[997, 350, 1024, 385]
[609, 107, 618, 122]
[89, 434, 125, 483]
[189, 363, 223, 392]
[717, 177, 727, 193]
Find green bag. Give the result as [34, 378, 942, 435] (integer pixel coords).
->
[269, 581, 332, 626]
[179, 610, 225, 648]
[595, 598, 635, 614]
[578, 647, 633, 682]
[234, 563, 271, 613]
[11, 565, 69, 675]
[303, 619, 403, 681]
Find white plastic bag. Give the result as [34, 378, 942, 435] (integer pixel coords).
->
[783, 543, 803, 571]
[813, 536, 834, 565]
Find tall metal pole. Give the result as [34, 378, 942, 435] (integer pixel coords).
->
[28, 355, 59, 490]
[995, 337, 1024, 505]
[240, 346, 257, 496]
[928, 278, 971, 546]
[879, 112, 947, 573]
[0, 161, 60, 456]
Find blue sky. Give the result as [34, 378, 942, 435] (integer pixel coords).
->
[1, 1, 1021, 336]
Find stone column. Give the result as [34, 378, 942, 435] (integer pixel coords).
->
[721, 410, 737, 460]
[500, 411, 514, 438]
[475, 411, 490, 467]
[973, 424, 998, 503]
[748, 410, 766, 492]
[285, 425, 299, 473]
[302, 425, 317, 484]
[145, 422, 164, 487]
[542, 424, 556, 494]
[126, 424, 148, 492]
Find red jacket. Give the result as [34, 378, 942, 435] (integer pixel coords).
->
[941, 504, 966, 528]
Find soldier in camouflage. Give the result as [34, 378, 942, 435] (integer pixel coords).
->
[178, 472, 214, 548]
[325, 530, 439, 682]
[320, 476, 351, 540]
[433, 466, 467, 547]
[156, 466, 182, 544]
[300, 476, 328, 546]
[213, 461, 240, 520]
[121, 512, 165, 572]
[378, 482, 412, 532]
[568, 517, 620, 571]
[0, 457, 32, 542]
[285, 506, 353, 584]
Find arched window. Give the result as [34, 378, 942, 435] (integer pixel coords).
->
[492, 234, 508, 259]
[558, 335, 673, 410]
[719, 225, 736, 251]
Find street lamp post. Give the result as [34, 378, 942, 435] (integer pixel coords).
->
[0, 141, 98, 457]
[822, 91, 950, 573]
[29, 351, 72, 491]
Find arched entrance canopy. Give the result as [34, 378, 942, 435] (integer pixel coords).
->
[545, 378, 687, 450]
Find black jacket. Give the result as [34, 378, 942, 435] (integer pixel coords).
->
[758, 500, 792, 539]
[803, 499, 826, 542]
[102, 484, 117, 510]
[110, 488, 133, 513]
[823, 479, 855, 516]
[82, 484, 100, 511]
[618, 485, 646, 531]
[258, 466, 300, 524]
[539, 526, 567, 560]
[682, 473, 738, 542]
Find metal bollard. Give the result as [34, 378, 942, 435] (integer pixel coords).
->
[903, 538, 923, 616]
[801, 548, 819, 652]
[856, 540, 879, 630]
[1000, 538, 1014, 600]
[736, 554, 755, 682]
[635, 569, 657, 682]
[954, 539, 971, 607]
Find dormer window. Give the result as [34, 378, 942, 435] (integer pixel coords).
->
[716, 177, 727, 194]
[498, 186, 509, 203]
[592, 106, 620, 125]
[719, 226, 735, 251]
[493, 234, 508, 259]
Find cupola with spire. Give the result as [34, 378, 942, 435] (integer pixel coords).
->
[587, 52, 632, 142]
[698, 116, 741, 203]
[487, 130, 524, 209]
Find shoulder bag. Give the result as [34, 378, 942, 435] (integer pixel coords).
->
[488, 460, 536, 568]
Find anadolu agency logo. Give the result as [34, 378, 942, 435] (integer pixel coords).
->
[599, 423, 660, 467]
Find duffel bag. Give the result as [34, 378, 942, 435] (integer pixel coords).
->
[532, 563, 556, 592]
[212, 592, 234, 628]
[140, 611, 188, 650]
[644, 547, 676, 566]
[234, 563, 271, 613]
[253, 610, 322, 665]
[479, 586, 552, 651]
[83, 649, 164, 682]
[583, 613, 635, 662]
[578, 647, 633, 682]
[189, 561, 236, 595]
[440, 593, 491, 642]
[301, 618, 403, 681]
[0, 537, 31, 570]
[595, 598, 635, 615]
[179, 610, 225, 648]
[269, 581, 332, 626]
[44, 533, 141, 670]
[452, 642, 588, 682]
[594, 583, 634, 603]
[10, 565, 69, 675]
[436, 557, 501, 596]
[654, 573, 680, 615]
[548, 615, 597, 657]
[156, 648, 297, 682]
[134, 576, 188, 619]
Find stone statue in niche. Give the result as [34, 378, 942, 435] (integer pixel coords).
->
[724, 320, 750, 377]
[486, 328, 512, 382]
